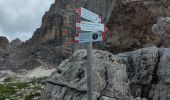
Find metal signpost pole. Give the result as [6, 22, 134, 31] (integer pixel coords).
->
[87, 41, 93, 100]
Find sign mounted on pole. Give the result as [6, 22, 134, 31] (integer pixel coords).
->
[76, 7, 101, 23]
[76, 21, 107, 32]
[74, 32, 103, 43]
[75, 5, 108, 100]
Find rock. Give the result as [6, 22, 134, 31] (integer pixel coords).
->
[116, 47, 170, 100]
[133, 97, 147, 100]
[40, 50, 132, 100]
[0, 70, 15, 83]
[148, 84, 170, 100]
[0, 36, 9, 47]
[117, 47, 159, 97]
[117, 47, 158, 85]
[23, 66, 56, 78]
[148, 48, 170, 100]
[157, 48, 170, 84]
[105, 0, 170, 52]
[152, 17, 170, 47]
[10, 38, 22, 46]
[1, 0, 170, 72]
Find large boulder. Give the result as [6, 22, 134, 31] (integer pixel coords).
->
[117, 47, 170, 100]
[148, 48, 170, 100]
[40, 50, 132, 100]
[117, 47, 159, 97]
[117, 47, 158, 85]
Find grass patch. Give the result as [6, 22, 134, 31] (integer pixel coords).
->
[0, 77, 46, 100]
[24, 92, 41, 100]
[0, 95, 6, 100]
[14, 83, 28, 89]
[0, 82, 28, 97]
[0, 84, 16, 95]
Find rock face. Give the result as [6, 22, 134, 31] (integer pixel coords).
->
[152, 17, 170, 47]
[105, 0, 170, 52]
[0, 36, 9, 47]
[40, 50, 133, 100]
[27, 0, 170, 53]
[148, 48, 170, 100]
[10, 38, 22, 46]
[25, 0, 170, 68]
[117, 47, 158, 98]
[41, 47, 170, 100]
[117, 47, 170, 100]
[1, 0, 170, 71]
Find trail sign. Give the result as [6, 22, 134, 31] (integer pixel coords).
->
[76, 7, 101, 23]
[76, 21, 107, 32]
[75, 6, 108, 100]
[74, 32, 103, 43]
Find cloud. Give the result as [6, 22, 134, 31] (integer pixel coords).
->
[0, 0, 54, 41]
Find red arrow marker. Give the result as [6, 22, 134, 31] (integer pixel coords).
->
[76, 8, 81, 15]
[103, 24, 108, 41]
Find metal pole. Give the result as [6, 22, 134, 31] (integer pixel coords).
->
[87, 41, 93, 100]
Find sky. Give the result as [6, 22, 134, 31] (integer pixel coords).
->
[0, 0, 54, 41]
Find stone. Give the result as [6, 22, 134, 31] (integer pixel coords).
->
[149, 84, 170, 100]
[117, 47, 158, 85]
[40, 50, 131, 100]
[10, 38, 22, 46]
[152, 17, 170, 47]
[148, 48, 170, 100]
[0, 36, 9, 47]
[157, 48, 170, 84]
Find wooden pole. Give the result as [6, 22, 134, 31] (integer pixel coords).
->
[87, 41, 93, 100]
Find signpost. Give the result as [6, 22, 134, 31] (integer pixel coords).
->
[74, 32, 103, 43]
[76, 7, 101, 23]
[75, 7, 107, 100]
[76, 21, 107, 32]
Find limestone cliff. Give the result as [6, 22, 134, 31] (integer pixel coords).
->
[1, 0, 170, 71]
[29, 0, 170, 53]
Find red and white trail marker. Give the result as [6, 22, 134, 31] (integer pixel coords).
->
[76, 21, 107, 32]
[76, 7, 101, 23]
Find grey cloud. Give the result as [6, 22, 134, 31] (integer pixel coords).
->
[0, 0, 53, 41]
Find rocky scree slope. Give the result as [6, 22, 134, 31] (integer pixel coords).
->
[41, 47, 170, 100]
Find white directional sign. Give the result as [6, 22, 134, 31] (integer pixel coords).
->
[76, 21, 107, 32]
[74, 32, 103, 43]
[76, 7, 101, 23]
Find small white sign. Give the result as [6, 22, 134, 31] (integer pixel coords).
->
[79, 7, 101, 23]
[74, 32, 103, 43]
[76, 21, 105, 32]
